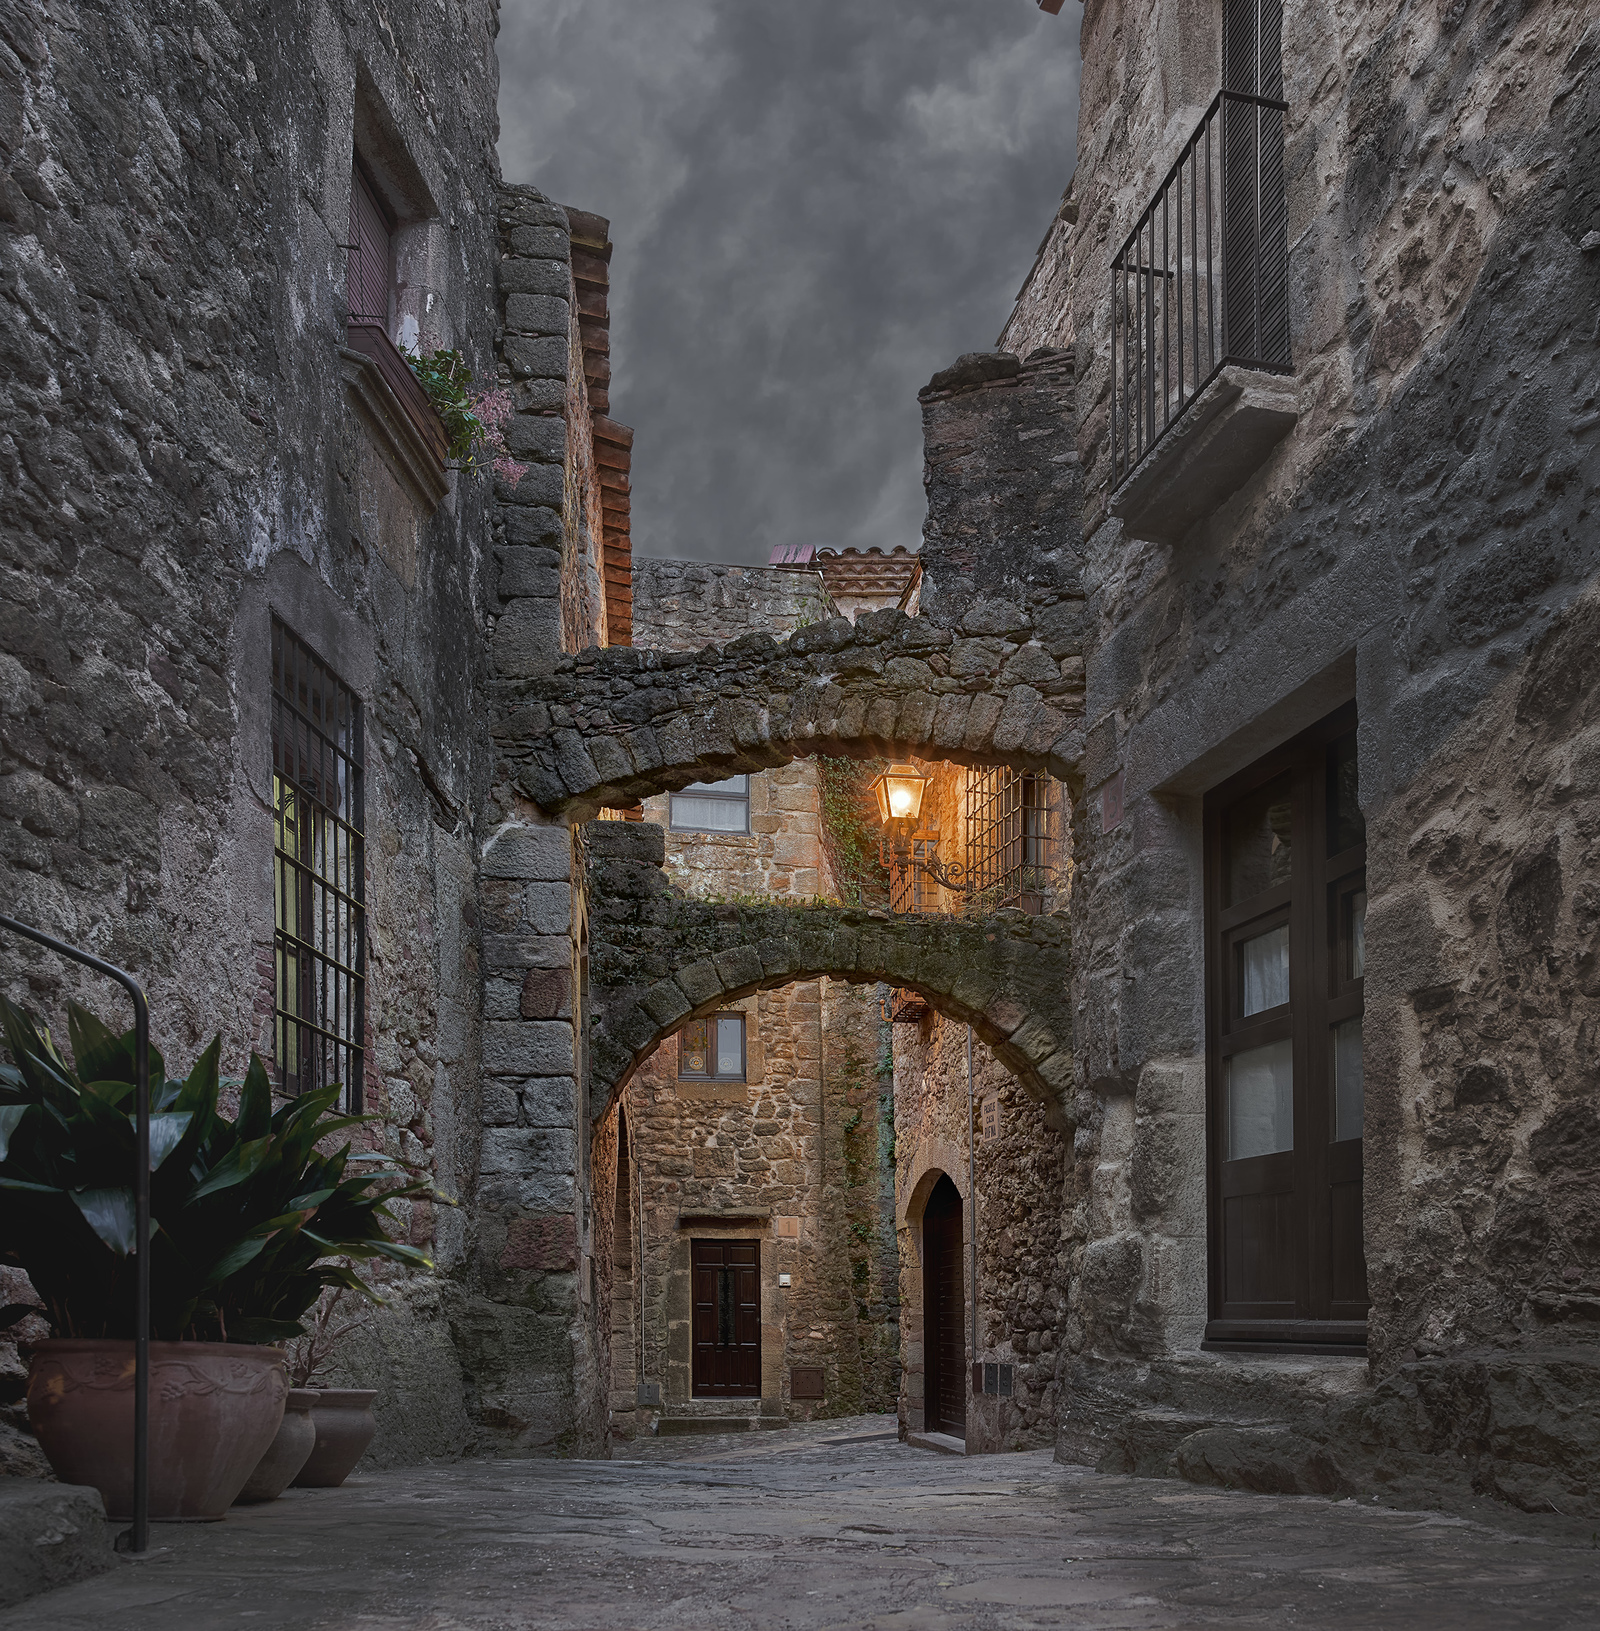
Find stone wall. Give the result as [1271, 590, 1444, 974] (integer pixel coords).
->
[0, 0, 506, 1469]
[917, 348, 1081, 621]
[1029, 0, 1600, 1510]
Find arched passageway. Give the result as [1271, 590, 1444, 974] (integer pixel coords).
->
[584, 821, 1074, 1120]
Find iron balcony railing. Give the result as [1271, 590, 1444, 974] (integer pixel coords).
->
[1111, 87, 1292, 488]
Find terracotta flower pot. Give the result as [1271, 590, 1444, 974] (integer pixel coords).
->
[27, 1338, 288, 1521]
[234, 1387, 321, 1504]
[291, 1388, 378, 1487]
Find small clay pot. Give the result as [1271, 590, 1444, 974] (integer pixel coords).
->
[27, 1339, 288, 1521]
[234, 1388, 321, 1504]
[291, 1388, 378, 1487]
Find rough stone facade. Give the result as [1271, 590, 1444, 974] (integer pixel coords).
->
[1020, 0, 1600, 1514]
[611, 560, 899, 1430]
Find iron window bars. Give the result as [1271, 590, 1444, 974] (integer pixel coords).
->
[965, 771, 1056, 907]
[889, 835, 939, 915]
[271, 617, 366, 1111]
[1109, 85, 1292, 487]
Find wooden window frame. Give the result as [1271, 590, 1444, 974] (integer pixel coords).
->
[676, 1011, 747, 1082]
[1203, 701, 1368, 1353]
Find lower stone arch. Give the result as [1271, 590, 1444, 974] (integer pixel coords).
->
[588, 912, 1073, 1125]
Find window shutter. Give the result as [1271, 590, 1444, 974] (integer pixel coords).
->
[347, 162, 393, 327]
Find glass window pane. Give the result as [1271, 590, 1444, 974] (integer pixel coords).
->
[1240, 924, 1290, 1015]
[1333, 1017, 1363, 1142]
[680, 1019, 708, 1075]
[1227, 1038, 1294, 1159]
[1226, 775, 1293, 904]
[1349, 889, 1366, 981]
[671, 795, 749, 832]
[1327, 732, 1364, 855]
[716, 1015, 744, 1077]
[680, 776, 749, 796]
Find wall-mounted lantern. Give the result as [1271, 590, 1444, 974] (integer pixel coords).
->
[869, 763, 930, 827]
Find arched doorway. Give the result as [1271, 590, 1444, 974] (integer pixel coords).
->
[922, 1174, 965, 1438]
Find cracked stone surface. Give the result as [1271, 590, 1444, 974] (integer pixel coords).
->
[7, 1416, 1599, 1629]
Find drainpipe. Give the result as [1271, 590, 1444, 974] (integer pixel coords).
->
[967, 1025, 977, 1395]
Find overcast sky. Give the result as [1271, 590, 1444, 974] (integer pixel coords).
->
[496, 1, 1080, 567]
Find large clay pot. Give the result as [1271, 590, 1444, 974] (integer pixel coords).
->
[27, 1339, 288, 1521]
[234, 1387, 320, 1504]
[291, 1387, 377, 1487]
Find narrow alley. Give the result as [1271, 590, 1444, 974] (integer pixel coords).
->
[7, 1421, 1596, 1631]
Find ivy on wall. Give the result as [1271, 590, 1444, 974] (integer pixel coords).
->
[819, 756, 889, 906]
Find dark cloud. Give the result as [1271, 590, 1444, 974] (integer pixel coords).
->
[497, 1, 1080, 566]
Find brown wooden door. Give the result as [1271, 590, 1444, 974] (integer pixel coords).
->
[692, 1240, 761, 1398]
[1205, 706, 1369, 1348]
[921, 1176, 966, 1436]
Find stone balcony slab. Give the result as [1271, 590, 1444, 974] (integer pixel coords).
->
[1111, 367, 1298, 546]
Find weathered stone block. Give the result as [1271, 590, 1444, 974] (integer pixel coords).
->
[503, 335, 567, 378]
[480, 1126, 575, 1179]
[481, 824, 571, 882]
[499, 257, 569, 296]
[483, 1020, 574, 1077]
[505, 292, 570, 335]
[493, 598, 563, 678]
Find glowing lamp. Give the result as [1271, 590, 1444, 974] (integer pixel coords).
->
[871, 763, 929, 827]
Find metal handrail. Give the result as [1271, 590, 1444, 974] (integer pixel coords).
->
[0, 914, 150, 1554]
[1110, 87, 1293, 488]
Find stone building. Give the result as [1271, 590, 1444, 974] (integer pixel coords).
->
[983, 0, 1600, 1509]
[608, 560, 899, 1437]
[0, 0, 630, 1463]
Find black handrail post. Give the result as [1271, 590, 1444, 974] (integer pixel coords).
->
[0, 914, 150, 1554]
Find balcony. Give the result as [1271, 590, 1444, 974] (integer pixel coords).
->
[1109, 89, 1297, 544]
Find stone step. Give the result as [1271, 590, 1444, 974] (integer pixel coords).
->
[907, 1430, 966, 1456]
[0, 1482, 117, 1610]
[655, 1413, 790, 1436]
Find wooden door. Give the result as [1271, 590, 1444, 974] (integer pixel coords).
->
[691, 1240, 761, 1398]
[921, 1176, 966, 1436]
[1205, 705, 1369, 1349]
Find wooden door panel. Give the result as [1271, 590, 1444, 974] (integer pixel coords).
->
[1221, 1189, 1296, 1314]
[691, 1240, 761, 1398]
[922, 1186, 966, 1437]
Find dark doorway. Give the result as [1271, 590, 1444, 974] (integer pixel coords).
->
[1204, 704, 1369, 1350]
[691, 1239, 761, 1398]
[921, 1176, 966, 1437]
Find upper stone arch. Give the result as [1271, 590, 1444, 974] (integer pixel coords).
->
[583, 822, 1074, 1121]
[498, 601, 1088, 820]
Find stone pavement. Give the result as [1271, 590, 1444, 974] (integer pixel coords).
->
[6, 1415, 1598, 1630]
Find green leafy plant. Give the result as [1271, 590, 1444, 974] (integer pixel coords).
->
[0, 996, 433, 1344]
[403, 347, 487, 463]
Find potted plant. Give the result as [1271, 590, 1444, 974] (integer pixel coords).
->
[278, 1285, 380, 1490]
[0, 996, 432, 1519]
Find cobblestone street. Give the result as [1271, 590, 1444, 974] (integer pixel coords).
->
[7, 1418, 1597, 1631]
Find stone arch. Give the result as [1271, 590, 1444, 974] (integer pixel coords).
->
[584, 827, 1074, 1121]
[900, 1150, 971, 1264]
[501, 602, 1088, 820]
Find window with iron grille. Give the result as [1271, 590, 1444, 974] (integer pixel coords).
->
[272, 617, 366, 1110]
[965, 770, 1055, 905]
